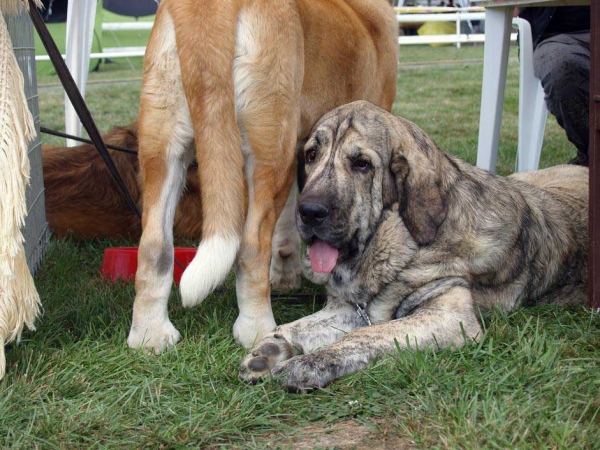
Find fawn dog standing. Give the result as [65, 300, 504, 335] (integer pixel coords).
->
[128, 0, 399, 352]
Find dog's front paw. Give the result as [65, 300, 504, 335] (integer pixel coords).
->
[239, 334, 295, 384]
[272, 353, 337, 393]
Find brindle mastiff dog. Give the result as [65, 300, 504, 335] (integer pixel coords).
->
[239, 101, 588, 391]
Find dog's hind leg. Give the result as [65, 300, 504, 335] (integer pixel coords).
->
[127, 7, 194, 354]
[233, 124, 299, 347]
[231, 2, 305, 347]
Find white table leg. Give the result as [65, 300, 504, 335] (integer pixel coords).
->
[64, 0, 97, 147]
[512, 17, 548, 172]
[476, 7, 513, 173]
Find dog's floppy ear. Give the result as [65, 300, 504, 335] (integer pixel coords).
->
[381, 168, 398, 209]
[389, 122, 447, 246]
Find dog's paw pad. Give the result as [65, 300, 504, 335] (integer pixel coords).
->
[239, 336, 294, 384]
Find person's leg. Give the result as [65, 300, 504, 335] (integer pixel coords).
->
[534, 32, 590, 165]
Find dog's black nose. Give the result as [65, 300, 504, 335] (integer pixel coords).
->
[299, 202, 329, 226]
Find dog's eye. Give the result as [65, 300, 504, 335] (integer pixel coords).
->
[305, 148, 317, 164]
[352, 159, 372, 173]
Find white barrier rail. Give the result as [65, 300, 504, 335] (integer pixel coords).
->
[35, 47, 146, 61]
[399, 33, 487, 45]
[101, 22, 153, 31]
[398, 12, 486, 22]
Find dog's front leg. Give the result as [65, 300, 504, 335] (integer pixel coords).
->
[273, 286, 483, 392]
[238, 300, 365, 383]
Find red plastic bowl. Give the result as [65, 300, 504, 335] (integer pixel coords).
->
[100, 247, 197, 285]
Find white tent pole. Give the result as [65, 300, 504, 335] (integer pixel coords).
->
[65, 0, 97, 147]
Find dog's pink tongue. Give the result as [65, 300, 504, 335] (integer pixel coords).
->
[309, 239, 339, 274]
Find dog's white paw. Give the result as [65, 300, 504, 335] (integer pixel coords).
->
[233, 312, 277, 348]
[270, 243, 302, 291]
[127, 318, 182, 355]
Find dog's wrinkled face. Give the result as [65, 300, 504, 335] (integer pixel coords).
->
[297, 101, 448, 275]
[297, 103, 398, 274]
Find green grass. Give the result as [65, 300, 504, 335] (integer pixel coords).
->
[2, 44, 598, 448]
[37, 62, 142, 147]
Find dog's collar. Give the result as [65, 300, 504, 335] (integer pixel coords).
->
[355, 303, 372, 326]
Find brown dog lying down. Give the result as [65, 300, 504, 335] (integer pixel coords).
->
[42, 122, 203, 240]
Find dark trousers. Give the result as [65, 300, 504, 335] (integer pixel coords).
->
[534, 31, 590, 165]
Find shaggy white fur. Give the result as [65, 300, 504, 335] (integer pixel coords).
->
[0, 0, 43, 380]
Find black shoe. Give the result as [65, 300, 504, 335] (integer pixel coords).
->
[568, 153, 589, 166]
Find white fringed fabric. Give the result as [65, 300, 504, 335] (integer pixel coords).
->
[0, 0, 43, 380]
[1, 0, 42, 15]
